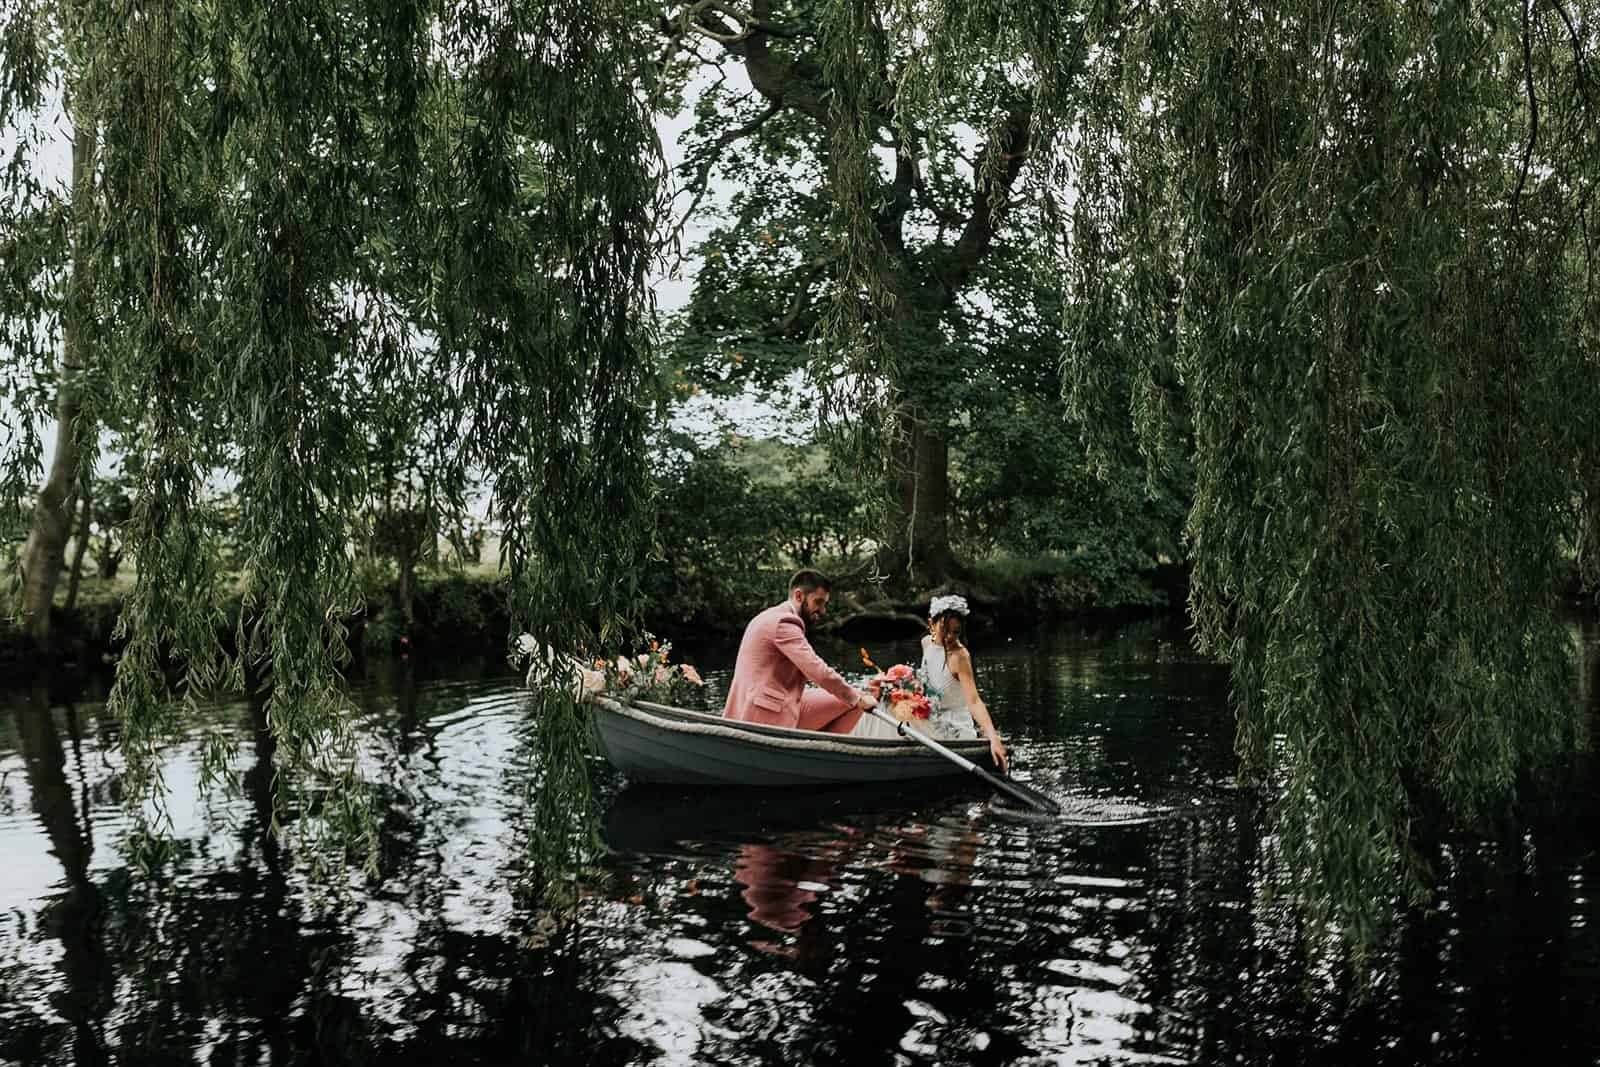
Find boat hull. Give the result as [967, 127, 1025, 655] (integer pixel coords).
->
[590, 697, 992, 786]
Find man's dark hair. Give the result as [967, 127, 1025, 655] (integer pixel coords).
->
[789, 569, 832, 594]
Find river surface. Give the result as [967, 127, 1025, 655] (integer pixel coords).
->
[1, 619, 1597, 1065]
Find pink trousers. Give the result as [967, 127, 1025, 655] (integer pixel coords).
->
[794, 689, 863, 734]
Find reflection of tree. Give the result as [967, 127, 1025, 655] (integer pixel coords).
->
[9, 685, 110, 1065]
[1, 643, 1593, 1065]
[608, 791, 1050, 1063]
[0, 673, 631, 1063]
[91, 691, 318, 1063]
[348, 666, 619, 1062]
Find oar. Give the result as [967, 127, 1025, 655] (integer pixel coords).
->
[864, 705, 1061, 815]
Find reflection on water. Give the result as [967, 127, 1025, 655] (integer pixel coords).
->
[0, 625, 1596, 1065]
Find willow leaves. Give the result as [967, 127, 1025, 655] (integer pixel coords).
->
[1, 0, 665, 861]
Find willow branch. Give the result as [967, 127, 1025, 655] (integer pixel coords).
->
[929, 102, 1033, 304]
[910, 167, 967, 227]
[1511, 0, 1540, 230]
[1550, 0, 1592, 109]
[722, 21, 830, 124]
[665, 100, 782, 271]
[680, 0, 809, 42]
[773, 258, 828, 335]
[875, 146, 916, 255]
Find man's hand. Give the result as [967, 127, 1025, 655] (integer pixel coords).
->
[853, 688, 878, 711]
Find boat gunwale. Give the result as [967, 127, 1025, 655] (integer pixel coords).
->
[594, 696, 991, 759]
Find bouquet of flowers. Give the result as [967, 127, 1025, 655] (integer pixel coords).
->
[517, 633, 703, 702]
[859, 648, 936, 721]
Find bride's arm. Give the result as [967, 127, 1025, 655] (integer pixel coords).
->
[949, 648, 1008, 772]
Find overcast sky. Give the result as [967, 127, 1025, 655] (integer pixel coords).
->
[3, 58, 809, 492]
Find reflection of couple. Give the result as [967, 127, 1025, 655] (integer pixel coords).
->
[730, 817, 983, 960]
[721, 570, 1008, 770]
[732, 838, 851, 961]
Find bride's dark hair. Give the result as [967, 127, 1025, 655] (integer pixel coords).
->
[930, 612, 965, 651]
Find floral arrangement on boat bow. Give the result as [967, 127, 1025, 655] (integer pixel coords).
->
[517, 634, 703, 702]
[860, 648, 936, 721]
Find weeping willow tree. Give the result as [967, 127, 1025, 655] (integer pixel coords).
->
[1063, 2, 1599, 947]
[1, 0, 664, 865]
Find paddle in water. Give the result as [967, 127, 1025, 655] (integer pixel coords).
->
[859, 646, 1059, 815]
[859, 704, 1062, 815]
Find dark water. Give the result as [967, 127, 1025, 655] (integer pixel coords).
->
[1, 621, 1597, 1066]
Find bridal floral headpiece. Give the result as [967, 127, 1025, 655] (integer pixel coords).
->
[929, 594, 969, 618]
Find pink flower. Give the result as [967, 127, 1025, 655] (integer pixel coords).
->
[575, 668, 606, 699]
[681, 664, 704, 686]
[655, 666, 670, 685]
[884, 664, 914, 683]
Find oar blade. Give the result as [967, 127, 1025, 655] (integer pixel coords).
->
[985, 771, 1062, 816]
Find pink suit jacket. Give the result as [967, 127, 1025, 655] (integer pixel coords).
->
[722, 601, 858, 728]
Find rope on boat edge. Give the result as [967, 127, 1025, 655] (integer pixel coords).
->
[591, 697, 968, 759]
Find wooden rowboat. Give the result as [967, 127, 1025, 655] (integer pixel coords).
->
[590, 696, 993, 787]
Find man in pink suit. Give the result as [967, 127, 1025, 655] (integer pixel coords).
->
[723, 570, 876, 733]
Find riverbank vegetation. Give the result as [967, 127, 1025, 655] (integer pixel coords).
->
[1, 430, 1182, 665]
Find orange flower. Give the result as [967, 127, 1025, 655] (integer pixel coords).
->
[890, 691, 932, 721]
[594, 660, 606, 670]
[651, 641, 659, 651]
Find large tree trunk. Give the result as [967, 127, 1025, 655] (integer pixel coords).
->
[18, 122, 99, 649]
[875, 298, 962, 587]
[15, 689, 107, 1040]
[15, 689, 92, 886]
[878, 407, 960, 586]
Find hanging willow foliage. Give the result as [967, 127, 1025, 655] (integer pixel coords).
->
[427, 0, 666, 887]
[1056, 0, 1600, 943]
[1, 0, 664, 867]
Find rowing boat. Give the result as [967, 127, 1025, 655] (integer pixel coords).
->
[589, 696, 993, 786]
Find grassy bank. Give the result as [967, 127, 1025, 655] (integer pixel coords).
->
[1, 553, 1188, 672]
[0, 563, 515, 671]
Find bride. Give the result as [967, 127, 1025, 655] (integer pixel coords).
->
[854, 594, 1010, 772]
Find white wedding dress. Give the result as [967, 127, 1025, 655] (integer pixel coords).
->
[852, 636, 979, 740]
